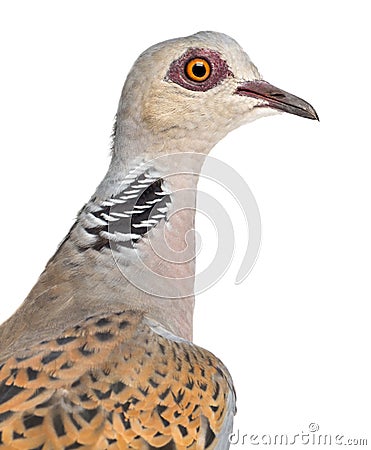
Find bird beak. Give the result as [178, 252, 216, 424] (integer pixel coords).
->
[236, 80, 319, 121]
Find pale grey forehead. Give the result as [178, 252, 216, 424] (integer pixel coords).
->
[136, 31, 260, 81]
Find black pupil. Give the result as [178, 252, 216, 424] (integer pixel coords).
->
[192, 62, 207, 78]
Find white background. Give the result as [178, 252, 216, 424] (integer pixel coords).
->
[0, 0, 370, 446]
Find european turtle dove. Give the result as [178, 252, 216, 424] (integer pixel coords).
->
[0, 31, 318, 450]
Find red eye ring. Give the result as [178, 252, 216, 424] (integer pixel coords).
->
[167, 48, 231, 92]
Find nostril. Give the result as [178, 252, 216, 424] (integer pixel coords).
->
[270, 92, 285, 98]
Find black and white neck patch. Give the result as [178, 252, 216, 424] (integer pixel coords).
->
[80, 170, 171, 251]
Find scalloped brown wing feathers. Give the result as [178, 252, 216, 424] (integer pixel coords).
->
[0, 311, 235, 450]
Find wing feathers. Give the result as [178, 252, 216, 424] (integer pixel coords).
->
[0, 311, 235, 449]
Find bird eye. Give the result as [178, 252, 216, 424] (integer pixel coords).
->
[185, 58, 211, 82]
[167, 49, 230, 92]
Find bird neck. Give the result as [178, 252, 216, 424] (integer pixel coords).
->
[43, 123, 212, 341]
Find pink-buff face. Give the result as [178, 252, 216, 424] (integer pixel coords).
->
[167, 46, 318, 120]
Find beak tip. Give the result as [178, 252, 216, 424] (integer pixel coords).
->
[308, 105, 320, 122]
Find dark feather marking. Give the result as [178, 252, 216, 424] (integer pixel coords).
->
[89, 372, 98, 383]
[41, 350, 62, 365]
[184, 351, 191, 363]
[119, 412, 131, 430]
[156, 405, 170, 427]
[56, 336, 78, 345]
[111, 381, 126, 394]
[69, 413, 82, 431]
[148, 378, 159, 388]
[156, 405, 167, 415]
[53, 414, 66, 436]
[71, 379, 81, 388]
[36, 398, 54, 409]
[78, 344, 95, 357]
[178, 424, 188, 437]
[119, 320, 130, 329]
[66, 443, 84, 449]
[82, 173, 171, 251]
[0, 384, 24, 405]
[121, 401, 131, 413]
[205, 420, 216, 448]
[79, 393, 90, 402]
[60, 361, 73, 370]
[185, 379, 194, 390]
[27, 367, 39, 381]
[212, 381, 220, 401]
[15, 354, 32, 362]
[28, 387, 47, 400]
[93, 388, 112, 400]
[158, 411, 170, 428]
[95, 331, 114, 342]
[0, 410, 14, 423]
[23, 414, 44, 430]
[138, 386, 149, 397]
[96, 318, 112, 327]
[159, 387, 170, 400]
[158, 343, 166, 355]
[171, 389, 185, 404]
[13, 431, 24, 439]
[79, 407, 98, 423]
[199, 382, 208, 392]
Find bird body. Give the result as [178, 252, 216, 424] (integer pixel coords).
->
[0, 31, 317, 449]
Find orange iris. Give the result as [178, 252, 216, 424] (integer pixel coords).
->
[185, 58, 211, 82]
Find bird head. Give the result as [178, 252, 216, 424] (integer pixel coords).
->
[115, 31, 318, 156]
